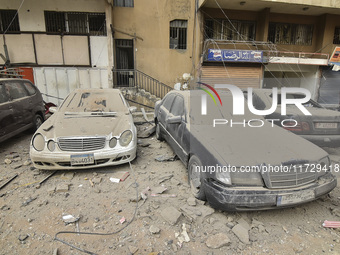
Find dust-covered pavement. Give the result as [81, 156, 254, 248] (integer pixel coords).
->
[1, 126, 340, 255]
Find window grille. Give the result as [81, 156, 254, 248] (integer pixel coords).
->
[170, 20, 187, 50]
[0, 9, 20, 33]
[114, 0, 134, 7]
[268, 22, 313, 45]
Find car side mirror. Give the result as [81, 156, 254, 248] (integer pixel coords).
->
[49, 107, 57, 114]
[167, 115, 182, 124]
[129, 106, 137, 113]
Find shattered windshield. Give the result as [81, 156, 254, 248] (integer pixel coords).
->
[61, 91, 127, 116]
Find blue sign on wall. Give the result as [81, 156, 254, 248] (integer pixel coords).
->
[207, 49, 263, 63]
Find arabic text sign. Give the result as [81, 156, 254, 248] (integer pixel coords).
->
[207, 49, 263, 63]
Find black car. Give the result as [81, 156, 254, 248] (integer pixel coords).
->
[154, 90, 336, 211]
[252, 89, 340, 147]
[0, 78, 45, 143]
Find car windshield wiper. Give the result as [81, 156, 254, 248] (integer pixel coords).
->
[64, 112, 117, 117]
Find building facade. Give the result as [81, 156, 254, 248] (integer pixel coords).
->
[1, 0, 340, 107]
[197, 0, 340, 107]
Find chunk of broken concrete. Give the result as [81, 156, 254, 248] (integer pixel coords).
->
[187, 197, 196, 206]
[149, 225, 161, 234]
[161, 206, 182, 225]
[56, 183, 69, 192]
[205, 233, 231, 249]
[232, 224, 250, 244]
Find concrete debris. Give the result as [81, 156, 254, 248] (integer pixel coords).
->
[151, 186, 167, 194]
[92, 177, 102, 184]
[53, 248, 58, 255]
[129, 194, 142, 202]
[205, 233, 231, 249]
[62, 214, 80, 224]
[11, 163, 22, 169]
[23, 160, 31, 166]
[180, 205, 201, 221]
[197, 205, 215, 218]
[232, 224, 250, 244]
[22, 197, 37, 207]
[158, 174, 173, 184]
[187, 197, 196, 206]
[161, 206, 182, 225]
[4, 158, 12, 164]
[110, 177, 120, 183]
[149, 225, 161, 234]
[238, 218, 251, 231]
[331, 208, 340, 217]
[6, 153, 19, 159]
[138, 125, 156, 138]
[175, 223, 190, 244]
[56, 183, 69, 192]
[128, 245, 139, 254]
[155, 155, 177, 162]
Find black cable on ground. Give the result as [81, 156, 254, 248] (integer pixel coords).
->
[54, 161, 139, 255]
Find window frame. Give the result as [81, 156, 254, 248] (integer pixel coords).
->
[170, 19, 188, 50]
[204, 19, 256, 41]
[44, 11, 107, 36]
[0, 9, 20, 33]
[114, 0, 134, 7]
[268, 22, 313, 46]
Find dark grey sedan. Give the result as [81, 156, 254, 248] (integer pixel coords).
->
[252, 89, 340, 147]
[154, 90, 336, 211]
[0, 78, 45, 143]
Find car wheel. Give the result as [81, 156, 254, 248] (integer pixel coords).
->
[155, 121, 163, 141]
[31, 114, 43, 131]
[188, 155, 206, 200]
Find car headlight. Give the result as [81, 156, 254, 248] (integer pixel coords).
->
[215, 170, 231, 185]
[109, 137, 117, 148]
[231, 170, 264, 186]
[32, 133, 45, 151]
[119, 130, 133, 147]
[47, 140, 55, 152]
[317, 156, 330, 177]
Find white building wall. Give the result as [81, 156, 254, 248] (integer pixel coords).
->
[0, 0, 106, 32]
[33, 67, 109, 105]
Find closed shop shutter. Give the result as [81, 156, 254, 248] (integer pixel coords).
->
[200, 65, 263, 88]
[318, 66, 340, 107]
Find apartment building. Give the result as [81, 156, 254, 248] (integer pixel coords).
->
[1, 0, 340, 106]
[197, 0, 340, 106]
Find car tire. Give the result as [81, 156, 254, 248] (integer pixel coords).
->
[155, 121, 164, 141]
[31, 114, 43, 131]
[188, 155, 206, 200]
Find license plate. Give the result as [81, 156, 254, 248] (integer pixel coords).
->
[315, 122, 337, 129]
[277, 190, 315, 206]
[70, 154, 94, 166]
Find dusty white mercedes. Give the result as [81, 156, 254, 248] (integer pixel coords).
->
[30, 88, 137, 170]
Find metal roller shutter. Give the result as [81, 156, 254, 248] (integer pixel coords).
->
[200, 66, 263, 88]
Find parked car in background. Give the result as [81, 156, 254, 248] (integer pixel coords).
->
[0, 78, 45, 143]
[30, 88, 137, 170]
[154, 90, 336, 211]
[252, 89, 340, 147]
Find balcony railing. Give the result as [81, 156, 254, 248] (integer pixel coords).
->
[113, 69, 172, 98]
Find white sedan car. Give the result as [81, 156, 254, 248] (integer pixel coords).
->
[30, 88, 137, 170]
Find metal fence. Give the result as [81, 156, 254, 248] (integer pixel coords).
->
[113, 69, 172, 98]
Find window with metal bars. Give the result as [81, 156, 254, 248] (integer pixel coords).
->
[0, 9, 20, 33]
[44, 11, 106, 35]
[268, 22, 313, 45]
[204, 19, 256, 41]
[114, 0, 134, 7]
[170, 20, 187, 50]
[333, 27, 340, 44]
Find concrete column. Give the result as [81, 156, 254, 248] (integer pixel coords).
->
[105, 0, 114, 88]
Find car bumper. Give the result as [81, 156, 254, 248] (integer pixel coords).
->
[30, 144, 137, 170]
[300, 134, 340, 147]
[204, 173, 337, 211]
